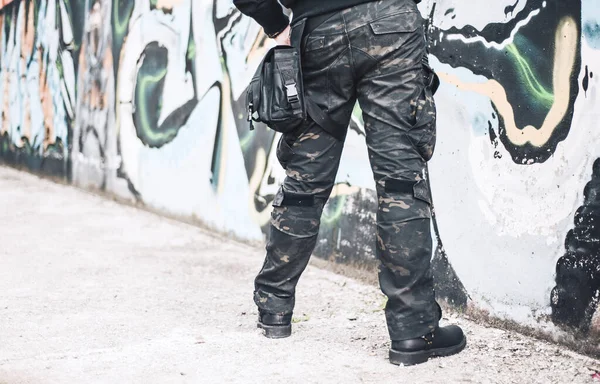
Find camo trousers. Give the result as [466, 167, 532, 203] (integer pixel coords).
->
[254, 0, 439, 341]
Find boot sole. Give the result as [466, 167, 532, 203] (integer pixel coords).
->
[389, 336, 467, 366]
[257, 322, 292, 339]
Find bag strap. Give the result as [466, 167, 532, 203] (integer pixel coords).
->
[275, 52, 303, 117]
[306, 98, 346, 141]
[422, 2, 440, 95]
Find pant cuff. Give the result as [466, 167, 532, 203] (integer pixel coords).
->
[254, 290, 295, 314]
[387, 317, 439, 341]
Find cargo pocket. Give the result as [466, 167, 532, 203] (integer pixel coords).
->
[383, 178, 432, 206]
[408, 79, 437, 162]
[369, 10, 420, 35]
[381, 178, 432, 222]
[412, 179, 432, 205]
[367, 10, 422, 57]
[276, 124, 310, 168]
[271, 187, 321, 238]
[276, 134, 295, 169]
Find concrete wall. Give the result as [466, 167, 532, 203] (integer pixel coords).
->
[0, 0, 598, 350]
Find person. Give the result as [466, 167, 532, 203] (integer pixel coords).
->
[233, 0, 466, 366]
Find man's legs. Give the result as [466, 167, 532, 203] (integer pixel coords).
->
[346, 0, 438, 342]
[253, 123, 345, 315]
[346, 0, 465, 364]
[254, 12, 356, 335]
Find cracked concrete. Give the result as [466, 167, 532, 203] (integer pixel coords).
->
[0, 165, 598, 384]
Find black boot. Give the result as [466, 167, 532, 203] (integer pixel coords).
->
[257, 310, 292, 339]
[389, 325, 466, 366]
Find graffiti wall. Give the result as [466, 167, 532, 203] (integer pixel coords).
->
[0, 0, 599, 349]
[423, 0, 600, 341]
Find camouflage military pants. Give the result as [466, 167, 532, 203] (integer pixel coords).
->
[254, 0, 439, 341]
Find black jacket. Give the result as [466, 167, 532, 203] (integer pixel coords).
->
[233, 0, 380, 37]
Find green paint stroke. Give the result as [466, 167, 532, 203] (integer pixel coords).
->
[352, 102, 364, 125]
[322, 194, 347, 225]
[506, 43, 554, 107]
[136, 66, 169, 143]
[187, 36, 196, 63]
[133, 43, 198, 148]
[239, 131, 253, 150]
[112, 0, 135, 40]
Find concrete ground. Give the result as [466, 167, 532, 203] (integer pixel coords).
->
[0, 165, 599, 384]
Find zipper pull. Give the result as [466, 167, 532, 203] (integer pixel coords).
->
[248, 102, 255, 130]
[247, 103, 253, 121]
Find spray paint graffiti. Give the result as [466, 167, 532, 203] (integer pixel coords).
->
[0, 0, 76, 176]
[71, 0, 121, 191]
[116, 0, 199, 199]
[422, 0, 600, 336]
[548, 0, 600, 336]
[551, 159, 600, 333]
[0, 0, 599, 346]
[428, 0, 581, 164]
